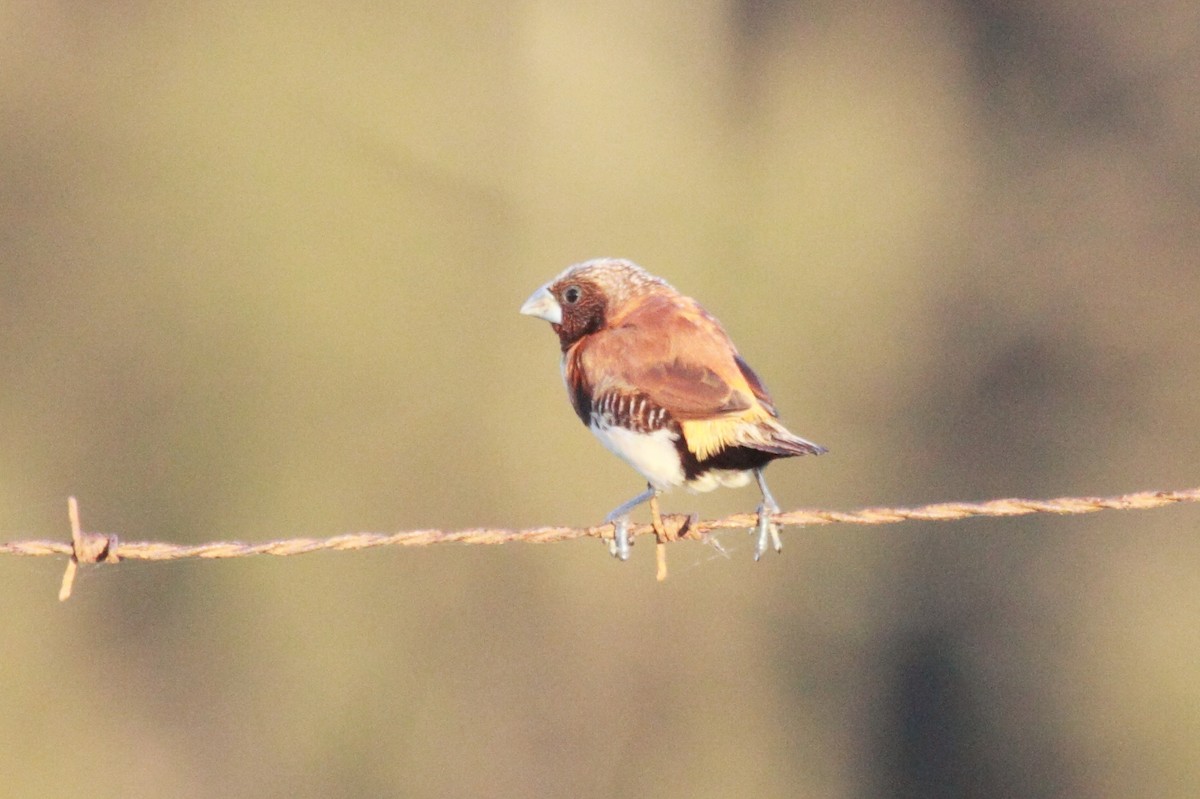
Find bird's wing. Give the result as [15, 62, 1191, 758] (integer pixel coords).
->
[570, 292, 820, 461]
[578, 293, 773, 422]
[732, 353, 780, 418]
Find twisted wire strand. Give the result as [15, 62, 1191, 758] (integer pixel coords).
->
[0, 487, 1196, 599]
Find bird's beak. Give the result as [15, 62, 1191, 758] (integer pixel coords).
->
[519, 285, 562, 325]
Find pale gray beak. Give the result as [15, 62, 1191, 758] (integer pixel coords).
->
[519, 285, 562, 325]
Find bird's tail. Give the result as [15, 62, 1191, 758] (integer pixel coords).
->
[748, 420, 827, 458]
[682, 415, 826, 461]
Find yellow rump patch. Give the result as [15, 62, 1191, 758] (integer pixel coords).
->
[681, 412, 771, 461]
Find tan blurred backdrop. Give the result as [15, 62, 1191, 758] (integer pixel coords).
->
[2, 2, 1199, 797]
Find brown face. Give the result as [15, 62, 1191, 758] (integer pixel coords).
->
[549, 278, 607, 351]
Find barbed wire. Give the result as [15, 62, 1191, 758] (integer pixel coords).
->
[1, 487, 1196, 599]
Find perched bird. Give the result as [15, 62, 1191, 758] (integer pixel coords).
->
[520, 258, 826, 560]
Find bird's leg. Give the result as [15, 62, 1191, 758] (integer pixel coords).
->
[753, 468, 783, 560]
[603, 483, 658, 561]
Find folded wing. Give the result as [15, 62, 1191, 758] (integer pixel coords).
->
[571, 294, 822, 461]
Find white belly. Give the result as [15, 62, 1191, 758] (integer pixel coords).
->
[589, 420, 685, 491]
[588, 417, 756, 494]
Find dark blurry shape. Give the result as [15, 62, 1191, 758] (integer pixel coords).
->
[879, 628, 1003, 799]
[956, 0, 1128, 130]
[957, 0, 1200, 195]
[731, 0, 796, 43]
[937, 328, 1095, 490]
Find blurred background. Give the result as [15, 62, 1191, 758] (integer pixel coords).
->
[2, 1, 1198, 796]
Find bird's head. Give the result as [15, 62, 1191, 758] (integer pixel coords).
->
[520, 258, 671, 351]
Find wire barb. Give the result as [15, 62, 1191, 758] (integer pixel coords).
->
[0, 486, 1195, 599]
[58, 497, 120, 600]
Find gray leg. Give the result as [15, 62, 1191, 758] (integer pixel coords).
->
[753, 468, 783, 560]
[603, 483, 658, 561]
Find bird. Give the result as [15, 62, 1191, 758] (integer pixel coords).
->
[520, 257, 827, 561]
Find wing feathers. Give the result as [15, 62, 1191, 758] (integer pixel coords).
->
[580, 294, 761, 418]
[637, 359, 752, 419]
[568, 291, 822, 461]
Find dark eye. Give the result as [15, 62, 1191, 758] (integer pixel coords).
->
[563, 285, 582, 304]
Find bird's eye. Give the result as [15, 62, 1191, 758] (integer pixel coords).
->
[563, 285, 582, 304]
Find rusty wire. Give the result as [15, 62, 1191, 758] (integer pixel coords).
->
[0, 487, 1196, 599]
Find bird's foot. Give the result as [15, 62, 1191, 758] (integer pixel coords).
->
[602, 484, 657, 562]
[753, 502, 783, 561]
[604, 512, 633, 561]
[752, 468, 784, 561]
